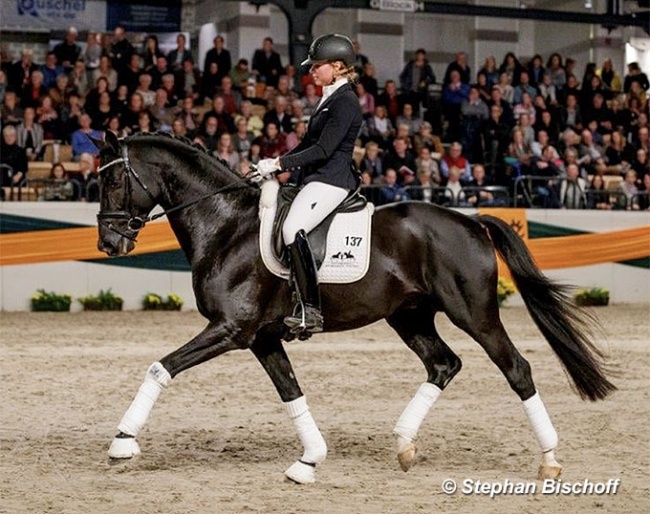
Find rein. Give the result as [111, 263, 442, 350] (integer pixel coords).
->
[97, 140, 253, 240]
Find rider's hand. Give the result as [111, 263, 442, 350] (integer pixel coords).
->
[257, 158, 281, 178]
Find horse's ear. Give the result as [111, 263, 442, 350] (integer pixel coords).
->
[104, 130, 120, 154]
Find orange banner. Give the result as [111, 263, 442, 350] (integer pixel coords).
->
[0, 220, 648, 269]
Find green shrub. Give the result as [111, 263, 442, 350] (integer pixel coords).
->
[79, 289, 124, 311]
[142, 292, 184, 311]
[31, 289, 72, 312]
[574, 288, 610, 307]
[497, 278, 516, 307]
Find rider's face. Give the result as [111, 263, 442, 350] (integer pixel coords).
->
[311, 62, 334, 86]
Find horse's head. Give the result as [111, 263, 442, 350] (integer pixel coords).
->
[95, 132, 159, 256]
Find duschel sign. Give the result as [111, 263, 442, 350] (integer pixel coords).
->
[369, 0, 425, 13]
[2, 0, 106, 30]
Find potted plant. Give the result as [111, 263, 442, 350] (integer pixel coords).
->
[497, 278, 516, 307]
[31, 289, 72, 312]
[142, 292, 184, 311]
[574, 288, 610, 307]
[78, 289, 124, 311]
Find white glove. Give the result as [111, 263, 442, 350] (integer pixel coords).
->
[257, 158, 281, 178]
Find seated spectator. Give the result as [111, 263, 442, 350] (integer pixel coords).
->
[586, 174, 612, 210]
[106, 115, 122, 137]
[16, 107, 44, 161]
[92, 55, 118, 92]
[301, 83, 321, 117]
[505, 128, 533, 178]
[229, 59, 252, 92]
[71, 152, 99, 201]
[499, 52, 524, 88]
[167, 34, 192, 71]
[194, 114, 220, 152]
[42, 162, 74, 201]
[596, 58, 622, 96]
[513, 92, 536, 125]
[466, 164, 500, 206]
[160, 73, 180, 107]
[513, 70, 538, 105]
[71, 113, 102, 157]
[414, 146, 441, 185]
[150, 55, 171, 91]
[377, 79, 403, 125]
[380, 168, 410, 204]
[149, 89, 175, 132]
[578, 128, 606, 174]
[365, 105, 394, 150]
[87, 91, 114, 131]
[478, 55, 499, 88]
[264, 95, 292, 134]
[356, 82, 375, 118]
[40, 52, 64, 89]
[204, 95, 236, 134]
[412, 121, 444, 156]
[217, 76, 242, 115]
[383, 136, 417, 183]
[359, 141, 384, 181]
[516, 112, 535, 147]
[120, 53, 143, 94]
[120, 92, 146, 135]
[482, 103, 511, 181]
[290, 99, 309, 126]
[559, 93, 583, 132]
[135, 73, 156, 108]
[285, 120, 307, 151]
[235, 100, 264, 137]
[616, 169, 640, 210]
[174, 95, 201, 135]
[623, 62, 649, 93]
[559, 162, 587, 209]
[36, 95, 64, 140]
[172, 118, 189, 139]
[496, 71, 515, 105]
[527, 54, 545, 88]
[534, 110, 559, 147]
[232, 116, 255, 160]
[441, 141, 471, 183]
[444, 51, 471, 85]
[200, 62, 221, 104]
[395, 103, 422, 137]
[630, 148, 649, 185]
[605, 130, 634, 175]
[85, 76, 111, 115]
[0, 125, 28, 190]
[142, 35, 164, 73]
[273, 75, 298, 105]
[1, 90, 24, 126]
[474, 71, 492, 104]
[21, 70, 47, 109]
[546, 53, 566, 92]
[134, 111, 155, 134]
[585, 92, 614, 136]
[215, 132, 240, 169]
[49, 73, 75, 110]
[359, 62, 378, 99]
[253, 121, 287, 158]
[409, 167, 439, 202]
[443, 166, 468, 206]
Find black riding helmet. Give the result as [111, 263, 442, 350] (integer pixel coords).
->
[301, 34, 355, 67]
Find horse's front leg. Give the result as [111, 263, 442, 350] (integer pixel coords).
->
[108, 322, 244, 460]
[250, 331, 327, 484]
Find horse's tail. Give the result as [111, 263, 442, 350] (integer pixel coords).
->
[478, 214, 616, 401]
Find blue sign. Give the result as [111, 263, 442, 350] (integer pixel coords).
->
[2, 0, 106, 31]
[107, 0, 181, 33]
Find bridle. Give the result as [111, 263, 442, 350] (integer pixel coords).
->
[97, 140, 253, 241]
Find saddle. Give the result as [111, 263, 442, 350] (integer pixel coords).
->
[272, 185, 368, 268]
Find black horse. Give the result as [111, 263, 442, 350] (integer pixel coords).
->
[96, 132, 614, 484]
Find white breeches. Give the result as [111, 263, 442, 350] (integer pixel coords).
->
[282, 181, 349, 245]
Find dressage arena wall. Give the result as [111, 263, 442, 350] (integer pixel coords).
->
[0, 202, 648, 311]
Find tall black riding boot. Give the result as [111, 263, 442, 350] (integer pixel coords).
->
[284, 230, 323, 334]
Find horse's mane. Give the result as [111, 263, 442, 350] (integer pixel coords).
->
[124, 131, 244, 180]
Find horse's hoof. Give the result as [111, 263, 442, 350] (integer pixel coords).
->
[284, 460, 316, 484]
[397, 443, 417, 472]
[108, 436, 141, 459]
[538, 465, 563, 480]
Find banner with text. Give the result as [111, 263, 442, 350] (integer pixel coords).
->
[1, 0, 107, 31]
[107, 0, 181, 33]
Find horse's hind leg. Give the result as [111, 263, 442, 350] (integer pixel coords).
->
[387, 306, 462, 472]
[108, 322, 243, 460]
[250, 332, 326, 484]
[443, 279, 562, 479]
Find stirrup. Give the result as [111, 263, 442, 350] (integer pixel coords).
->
[284, 303, 323, 334]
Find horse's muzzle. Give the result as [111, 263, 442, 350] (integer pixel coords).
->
[98, 235, 135, 256]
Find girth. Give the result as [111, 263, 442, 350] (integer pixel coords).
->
[272, 185, 367, 267]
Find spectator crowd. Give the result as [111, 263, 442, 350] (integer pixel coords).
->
[1, 25, 648, 210]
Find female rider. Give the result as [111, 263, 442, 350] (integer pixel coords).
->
[256, 34, 362, 335]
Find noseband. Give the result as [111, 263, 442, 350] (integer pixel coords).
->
[96, 144, 157, 241]
[97, 140, 254, 241]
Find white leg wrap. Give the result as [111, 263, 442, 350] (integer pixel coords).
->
[283, 396, 327, 465]
[394, 383, 442, 442]
[523, 391, 558, 452]
[117, 362, 172, 437]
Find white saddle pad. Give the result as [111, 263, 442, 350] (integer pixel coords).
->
[258, 180, 374, 284]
